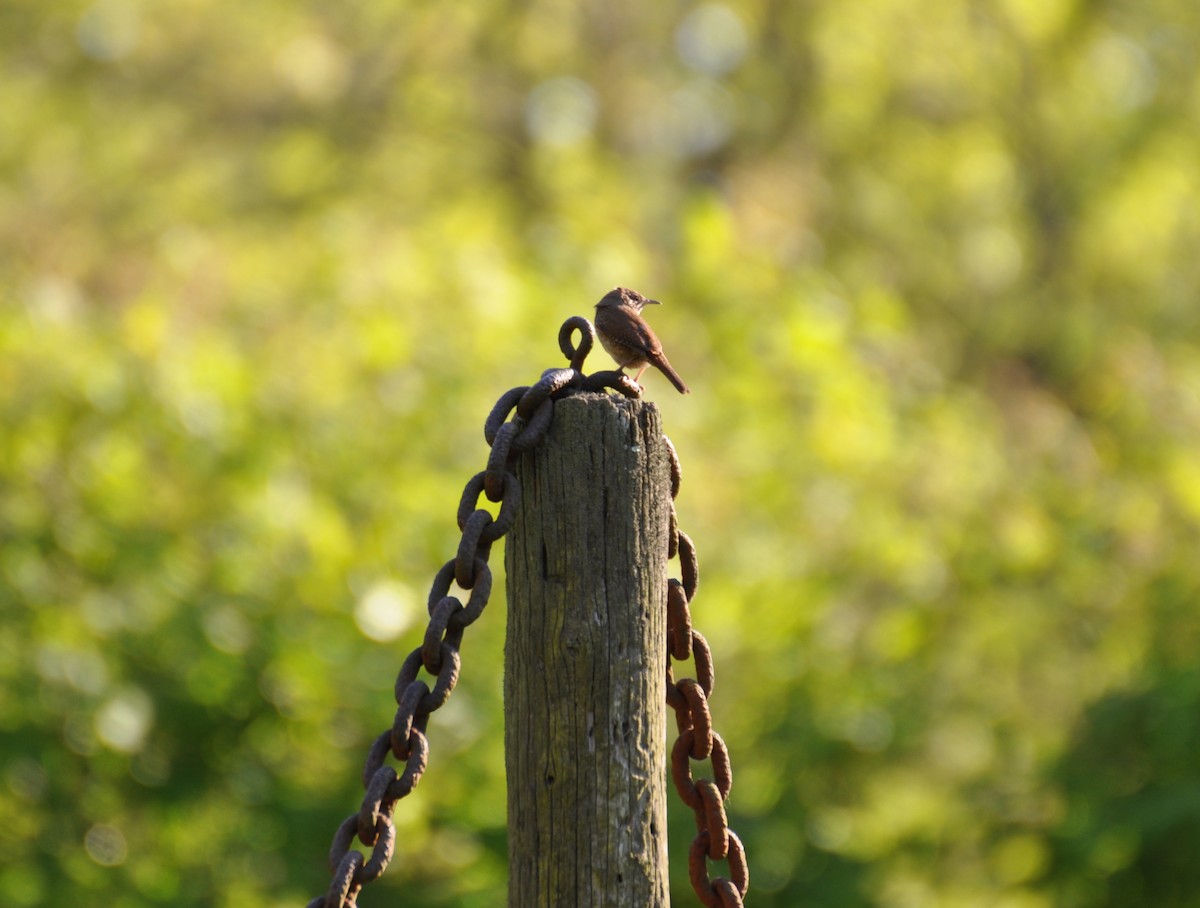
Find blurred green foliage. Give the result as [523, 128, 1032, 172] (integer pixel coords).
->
[2, 0, 1199, 905]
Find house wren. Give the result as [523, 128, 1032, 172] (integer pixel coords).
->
[593, 287, 690, 394]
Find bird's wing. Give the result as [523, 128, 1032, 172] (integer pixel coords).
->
[630, 317, 663, 356]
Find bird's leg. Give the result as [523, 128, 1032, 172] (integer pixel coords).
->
[633, 365, 648, 382]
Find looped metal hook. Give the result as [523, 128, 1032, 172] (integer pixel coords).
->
[558, 316, 595, 373]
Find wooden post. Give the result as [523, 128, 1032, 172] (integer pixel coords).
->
[504, 392, 671, 908]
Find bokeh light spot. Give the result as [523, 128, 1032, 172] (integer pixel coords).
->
[524, 77, 598, 147]
[202, 606, 254, 655]
[355, 580, 418, 642]
[95, 687, 155, 754]
[676, 4, 749, 76]
[84, 824, 128, 867]
[76, 0, 140, 62]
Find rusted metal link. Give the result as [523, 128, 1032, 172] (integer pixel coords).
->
[358, 816, 396, 882]
[385, 730, 428, 800]
[424, 646, 461, 712]
[428, 557, 492, 631]
[329, 813, 396, 888]
[395, 645, 460, 714]
[423, 598, 464, 672]
[422, 645, 461, 712]
[681, 680, 714, 759]
[709, 732, 733, 799]
[483, 386, 527, 445]
[704, 877, 746, 908]
[329, 814, 364, 870]
[664, 435, 682, 500]
[455, 510, 494, 587]
[317, 850, 362, 908]
[677, 530, 699, 600]
[512, 397, 554, 450]
[688, 830, 748, 908]
[516, 367, 577, 419]
[484, 423, 519, 499]
[542, 366, 583, 399]
[667, 579, 693, 660]
[391, 680, 430, 759]
[725, 832, 750, 894]
[665, 674, 704, 730]
[670, 733, 705, 810]
[697, 780, 730, 858]
[484, 390, 556, 454]
[358, 765, 396, 842]
[671, 731, 733, 799]
[687, 837, 722, 908]
[581, 369, 642, 398]
[714, 878, 747, 908]
[458, 470, 521, 542]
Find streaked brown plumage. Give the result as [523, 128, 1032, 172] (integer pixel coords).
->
[593, 287, 690, 394]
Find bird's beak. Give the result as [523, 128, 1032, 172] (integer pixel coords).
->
[645, 298, 662, 306]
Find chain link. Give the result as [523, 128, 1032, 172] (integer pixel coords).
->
[307, 316, 744, 906]
[664, 437, 750, 907]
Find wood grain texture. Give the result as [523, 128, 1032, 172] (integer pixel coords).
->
[505, 392, 671, 908]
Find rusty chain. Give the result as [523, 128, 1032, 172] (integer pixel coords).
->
[665, 438, 750, 907]
[307, 315, 746, 907]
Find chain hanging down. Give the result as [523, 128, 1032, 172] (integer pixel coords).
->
[306, 316, 746, 907]
[306, 318, 633, 908]
[664, 440, 749, 907]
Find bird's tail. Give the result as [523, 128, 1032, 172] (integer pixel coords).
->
[654, 355, 690, 394]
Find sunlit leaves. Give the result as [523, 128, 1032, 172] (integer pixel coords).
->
[2, 0, 1199, 906]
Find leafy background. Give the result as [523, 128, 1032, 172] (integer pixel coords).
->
[3, 1, 1200, 906]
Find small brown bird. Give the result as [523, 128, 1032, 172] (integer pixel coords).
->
[593, 288, 690, 394]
